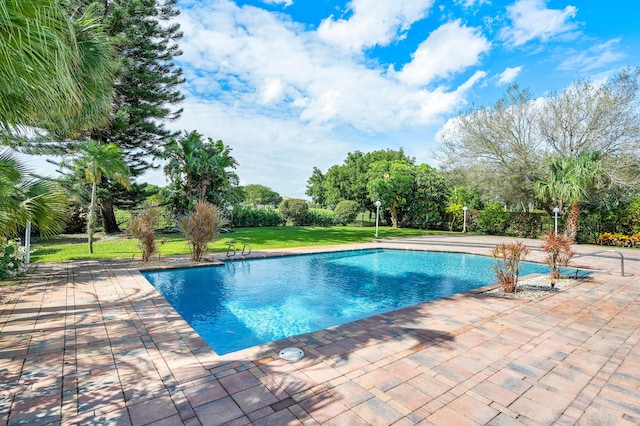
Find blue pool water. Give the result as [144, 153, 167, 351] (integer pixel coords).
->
[142, 249, 552, 355]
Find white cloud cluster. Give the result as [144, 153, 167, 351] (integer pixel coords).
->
[497, 66, 523, 85]
[262, 0, 293, 6]
[317, 0, 435, 53]
[397, 20, 490, 86]
[558, 39, 626, 73]
[177, 0, 488, 133]
[500, 0, 578, 47]
[163, 0, 626, 197]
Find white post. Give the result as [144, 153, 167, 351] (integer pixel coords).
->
[553, 207, 560, 235]
[25, 221, 31, 264]
[375, 200, 381, 238]
[462, 206, 468, 233]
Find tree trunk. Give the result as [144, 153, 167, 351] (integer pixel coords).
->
[564, 202, 580, 241]
[390, 206, 398, 228]
[100, 198, 120, 234]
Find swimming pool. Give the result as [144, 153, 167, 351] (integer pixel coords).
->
[142, 249, 552, 355]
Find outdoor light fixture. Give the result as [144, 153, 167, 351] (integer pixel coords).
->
[375, 200, 381, 237]
[553, 207, 560, 235]
[462, 206, 468, 233]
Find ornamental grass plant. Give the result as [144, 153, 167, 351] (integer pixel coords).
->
[177, 201, 229, 261]
[492, 240, 530, 293]
[128, 204, 161, 262]
[542, 232, 575, 282]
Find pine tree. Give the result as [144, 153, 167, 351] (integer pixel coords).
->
[92, 0, 185, 233]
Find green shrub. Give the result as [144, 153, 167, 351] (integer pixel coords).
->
[0, 239, 27, 280]
[301, 209, 338, 226]
[477, 203, 512, 234]
[279, 199, 309, 226]
[231, 207, 281, 227]
[509, 212, 544, 238]
[62, 202, 87, 234]
[333, 201, 360, 225]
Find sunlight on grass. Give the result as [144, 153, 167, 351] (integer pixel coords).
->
[31, 226, 447, 263]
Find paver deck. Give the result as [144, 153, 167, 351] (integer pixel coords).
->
[1, 235, 639, 425]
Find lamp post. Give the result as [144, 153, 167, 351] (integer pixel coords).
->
[25, 221, 31, 264]
[375, 200, 381, 237]
[462, 206, 468, 233]
[553, 207, 560, 235]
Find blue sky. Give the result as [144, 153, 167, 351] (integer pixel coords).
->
[146, 0, 639, 198]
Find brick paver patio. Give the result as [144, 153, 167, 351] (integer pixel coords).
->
[1, 235, 639, 425]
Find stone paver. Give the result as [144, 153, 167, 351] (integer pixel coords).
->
[1, 235, 640, 425]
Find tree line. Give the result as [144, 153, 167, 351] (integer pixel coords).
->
[307, 69, 640, 240]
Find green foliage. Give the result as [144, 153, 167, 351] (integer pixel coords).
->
[231, 207, 282, 227]
[509, 213, 543, 238]
[70, 140, 130, 253]
[243, 184, 281, 207]
[177, 201, 229, 261]
[492, 241, 530, 293]
[626, 195, 640, 233]
[0, 239, 27, 280]
[302, 209, 338, 227]
[31, 227, 446, 263]
[407, 164, 449, 229]
[477, 202, 510, 235]
[333, 200, 360, 225]
[0, 149, 68, 239]
[367, 161, 415, 228]
[279, 199, 309, 226]
[306, 149, 414, 210]
[62, 202, 88, 234]
[85, 0, 185, 233]
[164, 130, 239, 213]
[128, 204, 160, 262]
[0, 0, 114, 133]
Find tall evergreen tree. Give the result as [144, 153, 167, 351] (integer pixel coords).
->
[90, 0, 185, 232]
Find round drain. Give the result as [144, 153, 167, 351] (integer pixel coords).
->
[279, 347, 304, 362]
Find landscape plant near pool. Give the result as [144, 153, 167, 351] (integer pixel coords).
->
[128, 204, 161, 262]
[492, 241, 530, 293]
[542, 232, 575, 284]
[177, 201, 229, 261]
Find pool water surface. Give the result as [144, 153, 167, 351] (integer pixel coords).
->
[142, 249, 551, 355]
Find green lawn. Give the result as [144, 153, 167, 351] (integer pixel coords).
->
[30, 226, 447, 263]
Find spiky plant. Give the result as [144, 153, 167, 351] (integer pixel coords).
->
[177, 201, 229, 261]
[492, 241, 530, 293]
[542, 232, 575, 282]
[128, 204, 160, 262]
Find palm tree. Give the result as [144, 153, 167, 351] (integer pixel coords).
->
[536, 152, 609, 240]
[0, 150, 68, 239]
[0, 0, 114, 135]
[164, 131, 239, 211]
[71, 141, 130, 253]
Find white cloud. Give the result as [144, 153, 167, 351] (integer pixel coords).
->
[317, 0, 435, 53]
[397, 20, 490, 86]
[455, 0, 491, 8]
[500, 0, 578, 47]
[262, 0, 293, 6]
[497, 66, 523, 84]
[557, 39, 626, 73]
[171, 1, 490, 195]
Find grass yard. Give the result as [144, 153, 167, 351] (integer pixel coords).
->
[31, 226, 447, 263]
